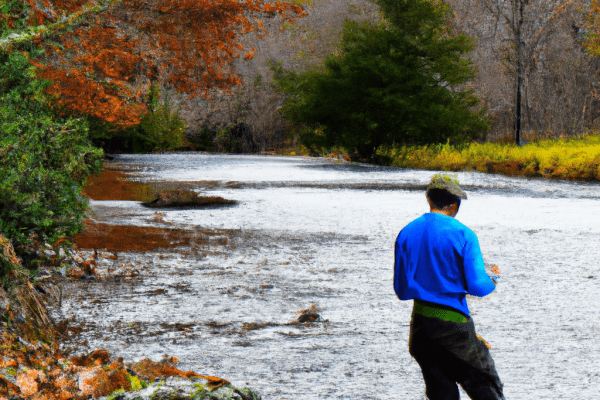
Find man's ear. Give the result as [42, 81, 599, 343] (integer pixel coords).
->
[449, 202, 459, 216]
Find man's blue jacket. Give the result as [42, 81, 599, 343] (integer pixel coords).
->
[394, 212, 496, 316]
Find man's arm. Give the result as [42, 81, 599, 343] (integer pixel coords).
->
[394, 235, 412, 300]
[462, 230, 496, 297]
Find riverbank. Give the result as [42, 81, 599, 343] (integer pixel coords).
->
[100, 130, 600, 183]
[0, 239, 261, 400]
[374, 133, 600, 181]
[0, 165, 259, 400]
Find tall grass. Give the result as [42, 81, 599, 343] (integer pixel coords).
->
[377, 134, 600, 181]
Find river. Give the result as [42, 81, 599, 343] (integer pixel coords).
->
[51, 153, 600, 399]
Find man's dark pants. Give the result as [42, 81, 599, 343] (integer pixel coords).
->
[409, 311, 505, 400]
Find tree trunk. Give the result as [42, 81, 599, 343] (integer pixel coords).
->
[515, 72, 523, 145]
[514, 0, 525, 146]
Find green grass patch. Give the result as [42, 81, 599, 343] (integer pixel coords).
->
[377, 133, 600, 181]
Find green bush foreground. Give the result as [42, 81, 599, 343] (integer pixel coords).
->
[0, 51, 103, 253]
[377, 134, 600, 181]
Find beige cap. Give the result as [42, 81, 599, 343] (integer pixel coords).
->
[426, 173, 467, 199]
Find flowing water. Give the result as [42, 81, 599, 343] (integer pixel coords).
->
[51, 154, 600, 399]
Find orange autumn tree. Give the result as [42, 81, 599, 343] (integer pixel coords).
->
[8, 0, 306, 128]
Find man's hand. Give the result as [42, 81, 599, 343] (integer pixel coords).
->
[486, 264, 501, 285]
[490, 265, 501, 275]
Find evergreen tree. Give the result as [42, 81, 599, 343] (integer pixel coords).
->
[273, 0, 490, 158]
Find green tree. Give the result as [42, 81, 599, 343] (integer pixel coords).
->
[0, 51, 103, 249]
[92, 85, 188, 153]
[273, 0, 490, 158]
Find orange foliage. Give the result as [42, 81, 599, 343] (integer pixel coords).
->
[15, 0, 307, 127]
[131, 358, 229, 389]
[37, 67, 146, 127]
[53, 0, 89, 12]
[0, 339, 231, 400]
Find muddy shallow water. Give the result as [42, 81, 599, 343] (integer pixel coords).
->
[52, 154, 600, 399]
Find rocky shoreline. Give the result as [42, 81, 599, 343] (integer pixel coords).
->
[0, 236, 262, 400]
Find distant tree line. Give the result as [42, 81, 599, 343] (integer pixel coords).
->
[210, 0, 600, 154]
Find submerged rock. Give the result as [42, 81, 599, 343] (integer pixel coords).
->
[296, 304, 321, 323]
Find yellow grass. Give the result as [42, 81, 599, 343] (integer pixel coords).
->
[377, 133, 600, 181]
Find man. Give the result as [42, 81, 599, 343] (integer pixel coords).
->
[394, 174, 504, 400]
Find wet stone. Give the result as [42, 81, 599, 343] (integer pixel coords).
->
[43, 250, 56, 258]
[296, 304, 321, 323]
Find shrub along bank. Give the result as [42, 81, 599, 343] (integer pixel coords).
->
[0, 51, 103, 252]
[376, 133, 600, 181]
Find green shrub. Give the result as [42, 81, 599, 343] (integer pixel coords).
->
[214, 124, 246, 153]
[91, 85, 187, 153]
[138, 88, 187, 151]
[0, 0, 28, 35]
[0, 51, 103, 248]
[186, 125, 216, 151]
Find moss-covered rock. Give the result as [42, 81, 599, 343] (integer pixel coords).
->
[100, 377, 261, 400]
